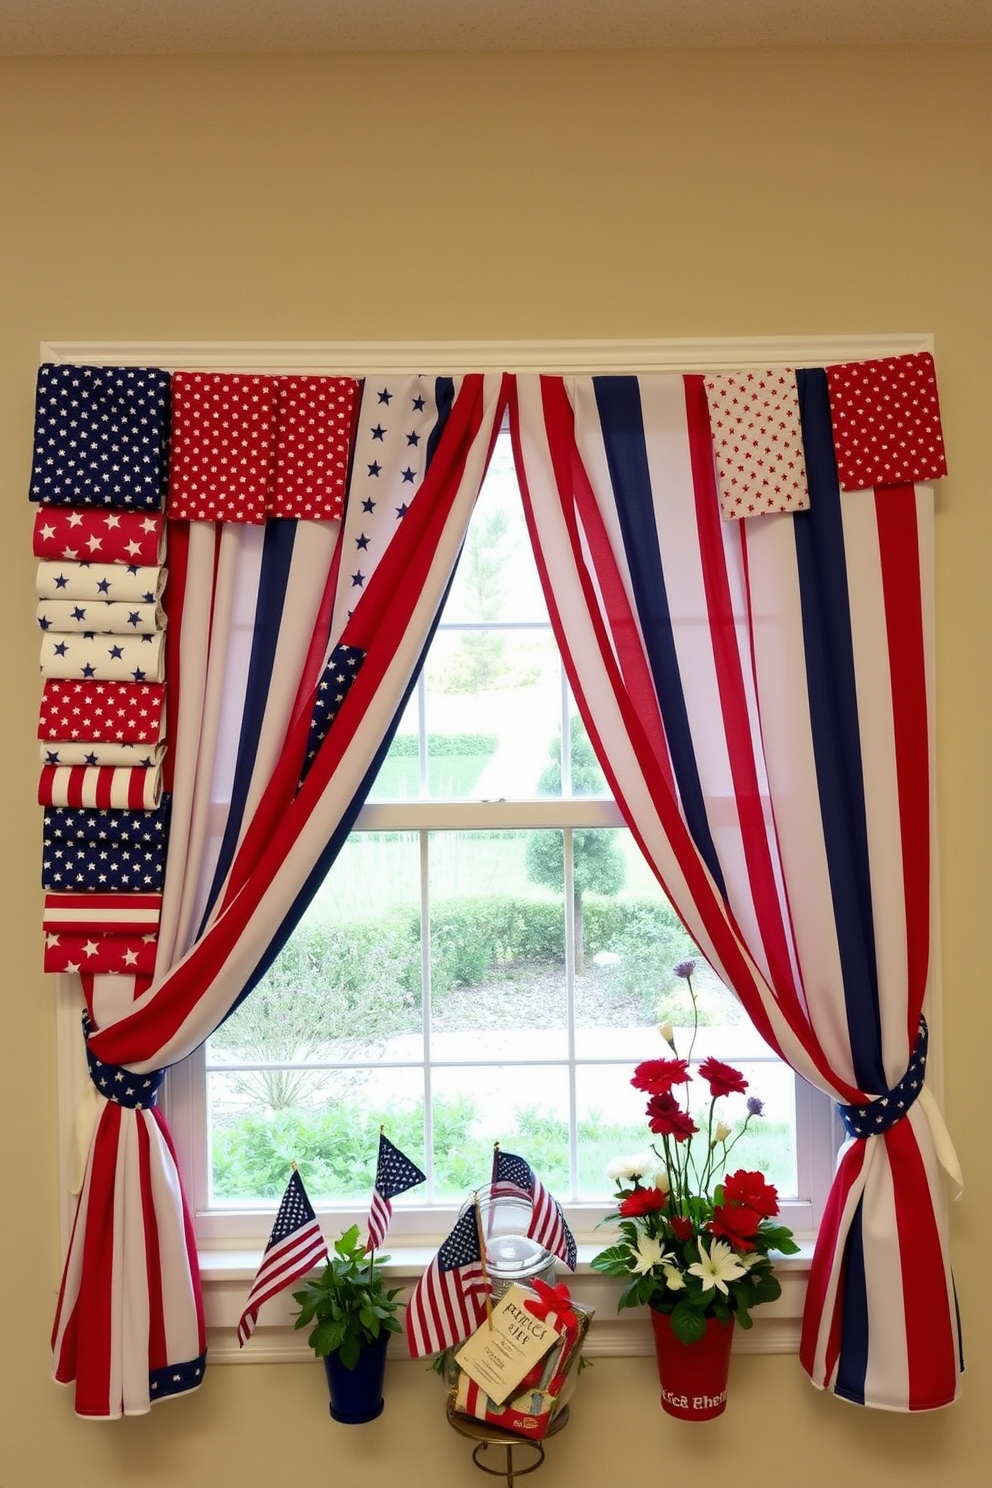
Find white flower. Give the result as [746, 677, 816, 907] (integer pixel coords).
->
[606, 1152, 660, 1183]
[653, 1168, 671, 1194]
[713, 1121, 733, 1144]
[687, 1237, 747, 1296]
[661, 1263, 686, 1291]
[658, 1021, 676, 1049]
[629, 1234, 670, 1274]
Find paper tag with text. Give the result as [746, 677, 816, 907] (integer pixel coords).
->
[454, 1283, 560, 1407]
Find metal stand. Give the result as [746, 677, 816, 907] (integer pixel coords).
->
[446, 1403, 569, 1487]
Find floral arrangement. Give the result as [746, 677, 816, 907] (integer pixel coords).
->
[591, 961, 799, 1343]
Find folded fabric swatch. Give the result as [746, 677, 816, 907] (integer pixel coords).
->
[37, 599, 166, 635]
[42, 890, 162, 933]
[825, 351, 948, 491]
[168, 370, 358, 522]
[29, 363, 170, 509]
[42, 800, 171, 847]
[39, 764, 163, 809]
[42, 840, 165, 893]
[704, 368, 810, 519]
[43, 929, 158, 976]
[33, 506, 165, 565]
[38, 680, 166, 743]
[36, 559, 166, 603]
[40, 740, 166, 767]
[39, 630, 165, 683]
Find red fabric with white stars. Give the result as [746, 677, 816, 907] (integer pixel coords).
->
[33, 507, 165, 565]
[44, 930, 158, 976]
[271, 376, 359, 518]
[168, 371, 359, 522]
[704, 368, 810, 520]
[38, 682, 166, 743]
[826, 352, 947, 491]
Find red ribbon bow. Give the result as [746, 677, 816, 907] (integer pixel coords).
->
[523, 1278, 578, 1339]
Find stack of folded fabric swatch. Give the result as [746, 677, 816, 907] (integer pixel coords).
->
[29, 363, 172, 987]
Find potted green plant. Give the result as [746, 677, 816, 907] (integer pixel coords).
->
[293, 1223, 404, 1423]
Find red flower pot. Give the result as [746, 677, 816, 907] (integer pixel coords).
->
[649, 1309, 734, 1421]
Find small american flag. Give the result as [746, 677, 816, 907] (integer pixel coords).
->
[237, 1170, 328, 1347]
[367, 1133, 426, 1252]
[405, 1207, 490, 1359]
[491, 1149, 577, 1271]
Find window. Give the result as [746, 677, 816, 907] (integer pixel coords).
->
[168, 427, 838, 1267]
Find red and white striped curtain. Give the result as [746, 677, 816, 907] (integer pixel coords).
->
[51, 371, 507, 1417]
[510, 369, 961, 1411]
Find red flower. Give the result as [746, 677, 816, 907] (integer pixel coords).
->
[619, 1187, 668, 1217]
[723, 1169, 779, 1218]
[669, 1215, 694, 1241]
[698, 1056, 748, 1098]
[645, 1091, 698, 1142]
[709, 1203, 762, 1251]
[631, 1058, 690, 1095]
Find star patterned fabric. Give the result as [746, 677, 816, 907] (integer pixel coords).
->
[704, 368, 810, 519]
[825, 352, 948, 490]
[33, 507, 165, 565]
[43, 928, 158, 976]
[168, 371, 359, 522]
[38, 681, 166, 743]
[29, 364, 170, 510]
[36, 599, 166, 636]
[39, 630, 166, 683]
[40, 741, 165, 768]
[36, 559, 165, 603]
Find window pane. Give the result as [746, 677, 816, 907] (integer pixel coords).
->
[429, 1065, 572, 1200]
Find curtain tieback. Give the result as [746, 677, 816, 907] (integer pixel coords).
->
[837, 1017, 928, 1139]
[82, 1011, 166, 1110]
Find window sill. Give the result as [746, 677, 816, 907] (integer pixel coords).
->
[200, 1239, 814, 1364]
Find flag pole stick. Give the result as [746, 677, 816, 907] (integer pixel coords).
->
[472, 1190, 494, 1329]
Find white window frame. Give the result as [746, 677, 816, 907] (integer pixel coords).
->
[48, 333, 937, 1363]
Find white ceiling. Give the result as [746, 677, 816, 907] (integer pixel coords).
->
[2, 0, 992, 57]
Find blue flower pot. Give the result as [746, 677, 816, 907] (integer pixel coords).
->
[322, 1332, 390, 1423]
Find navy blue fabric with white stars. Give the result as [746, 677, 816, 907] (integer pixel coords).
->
[42, 801, 171, 893]
[838, 1017, 929, 1139]
[299, 643, 366, 786]
[82, 1011, 165, 1109]
[29, 364, 171, 509]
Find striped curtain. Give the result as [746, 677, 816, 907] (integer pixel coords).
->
[511, 370, 961, 1411]
[52, 372, 507, 1417]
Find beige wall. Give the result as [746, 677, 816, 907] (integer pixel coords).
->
[1, 45, 989, 1486]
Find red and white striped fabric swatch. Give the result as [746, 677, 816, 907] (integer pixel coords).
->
[704, 368, 810, 519]
[33, 507, 165, 565]
[168, 371, 359, 522]
[38, 764, 163, 810]
[42, 891, 162, 933]
[38, 680, 166, 743]
[825, 351, 948, 491]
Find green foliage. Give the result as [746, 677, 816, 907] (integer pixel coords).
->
[387, 732, 499, 758]
[292, 1224, 403, 1368]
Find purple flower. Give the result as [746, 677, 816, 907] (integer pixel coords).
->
[746, 1096, 765, 1117]
[673, 959, 697, 980]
